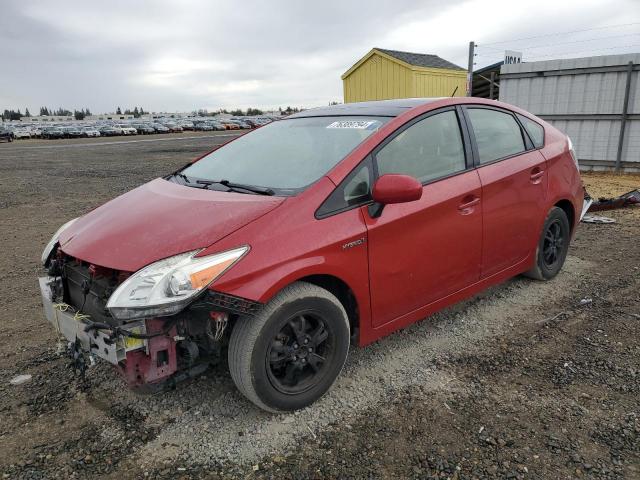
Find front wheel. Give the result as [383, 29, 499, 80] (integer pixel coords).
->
[525, 206, 571, 280]
[228, 282, 350, 412]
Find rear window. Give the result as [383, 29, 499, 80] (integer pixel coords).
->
[467, 108, 525, 164]
[517, 114, 545, 148]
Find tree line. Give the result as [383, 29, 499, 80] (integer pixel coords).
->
[191, 106, 302, 117]
[1, 106, 147, 121]
[194, 107, 266, 117]
[2, 107, 93, 121]
[116, 107, 147, 118]
[3, 104, 306, 122]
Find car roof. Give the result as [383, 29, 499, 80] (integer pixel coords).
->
[288, 98, 446, 118]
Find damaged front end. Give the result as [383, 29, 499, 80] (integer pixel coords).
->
[39, 252, 261, 392]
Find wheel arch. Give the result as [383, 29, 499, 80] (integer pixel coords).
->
[297, 274, 360, 345]
[235, 268, 363, 345]
[553, 198, 576, 233]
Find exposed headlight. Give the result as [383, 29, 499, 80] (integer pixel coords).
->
[106, 246, 249, 321]
[41, 218, 79, 266]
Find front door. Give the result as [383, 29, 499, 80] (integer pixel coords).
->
[364, 108, 483, 328]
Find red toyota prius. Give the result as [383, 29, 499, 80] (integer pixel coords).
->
[39, 98, 583, 412]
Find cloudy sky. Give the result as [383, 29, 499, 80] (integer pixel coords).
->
[1, 0, 639, 113]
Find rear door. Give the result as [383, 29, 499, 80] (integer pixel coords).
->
[463, 106, 548, 278]
[364, 107, 483, 328]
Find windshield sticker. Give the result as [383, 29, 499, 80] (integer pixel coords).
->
[327, 120, 379, 130]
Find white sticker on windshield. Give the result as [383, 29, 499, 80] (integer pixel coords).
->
[327, 120, 378, 130]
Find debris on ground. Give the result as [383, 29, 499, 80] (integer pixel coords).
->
[582, 214, 616, 224]
[9, 374, 32, 386]
[587, 188, 640, 212]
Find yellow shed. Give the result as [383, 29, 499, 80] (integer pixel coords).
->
[342, 48, 467, 103]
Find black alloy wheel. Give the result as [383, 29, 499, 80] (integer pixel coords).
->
[266, 313, 333, 395]
[525, 206, 571, 280]
[542, 219, 564, 268]
[229, 282, 350, 412]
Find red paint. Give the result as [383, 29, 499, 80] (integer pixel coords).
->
[372, 174, 423, 204]
[119, 319, 178, 388]
[364, 169, 482, 327]
[59, 178, 283, 272]
[60, 98, 583, 351]
[476, 149, 548, 278]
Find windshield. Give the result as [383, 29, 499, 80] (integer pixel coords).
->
[182, 116, 389, 194]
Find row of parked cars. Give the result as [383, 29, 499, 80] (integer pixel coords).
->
[0, 116, 277, 141]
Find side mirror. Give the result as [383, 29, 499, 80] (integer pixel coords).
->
[372, 174, 422, 205]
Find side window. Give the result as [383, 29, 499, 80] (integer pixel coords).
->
[315, 159, 372, 218]
[517, 114, 545, 148]
[467, 108, 525, 164]
[375, 110, 466, 183]
[343, 164, 371, 203]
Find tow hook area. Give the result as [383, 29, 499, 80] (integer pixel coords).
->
[118, 319, 179, 390]
[68, 337, 94, 377]
[118, 314, 227, 392]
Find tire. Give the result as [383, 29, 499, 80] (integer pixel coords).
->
[228, 281, 350, 412]
[525, 206, 571, 281]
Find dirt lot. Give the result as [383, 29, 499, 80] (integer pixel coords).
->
[0, 135, 638, 479]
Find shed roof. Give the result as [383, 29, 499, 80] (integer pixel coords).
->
[376, 48, 465, 71]
[342, 48, 466, 79]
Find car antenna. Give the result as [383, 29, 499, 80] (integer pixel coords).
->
[450, 86, 459, 97]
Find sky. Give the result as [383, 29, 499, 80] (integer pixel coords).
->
[1, 0, 639, 113]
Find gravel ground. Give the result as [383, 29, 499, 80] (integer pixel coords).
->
[0, 135, 638, 479]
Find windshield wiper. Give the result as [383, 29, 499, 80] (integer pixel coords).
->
[196, 179, 275, 196]
[174, 172, 192, 183]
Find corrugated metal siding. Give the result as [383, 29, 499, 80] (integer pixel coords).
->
[501, 69, 631, 115]
[551, 119, 621, 162]
[499, 54, 640, 171]
[343, 53, 466, 103]
[626, 120, 640, 160]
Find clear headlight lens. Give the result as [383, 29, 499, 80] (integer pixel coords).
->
[41, 218, 79, 266]
[106, 246, 248, 320]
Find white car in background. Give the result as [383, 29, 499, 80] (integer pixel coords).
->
[117, 124, 138, 135]
[82, 127, 101, 137]
[12, 127, 32, 139]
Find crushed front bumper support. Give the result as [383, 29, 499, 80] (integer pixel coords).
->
[39, 276, 145, 365]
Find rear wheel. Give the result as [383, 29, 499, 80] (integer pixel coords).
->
[228, 282, 350, 412]
[525, 206, 570, 280]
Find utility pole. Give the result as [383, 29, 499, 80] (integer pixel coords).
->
[489, 71, 495, 99]
[467, 41, 475, 97]
[615, 60, 634, 173]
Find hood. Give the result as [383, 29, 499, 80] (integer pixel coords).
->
[59, 178, 284, 272]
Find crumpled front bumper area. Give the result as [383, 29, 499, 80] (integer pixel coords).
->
[39, 269, 248, 391]
[39, 276, 181, 389]
[39, 276, 146, 365]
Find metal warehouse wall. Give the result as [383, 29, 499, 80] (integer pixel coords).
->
[499, 54, 640, 172]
